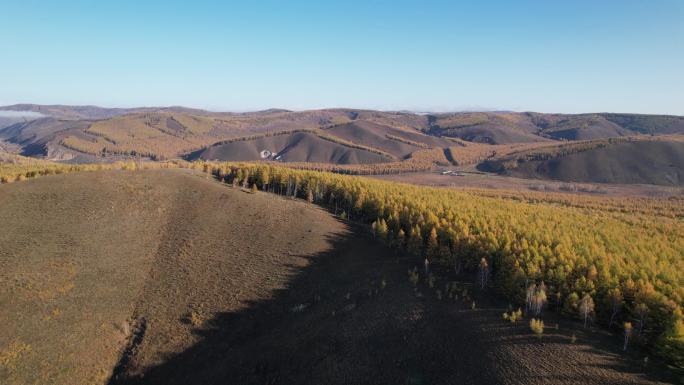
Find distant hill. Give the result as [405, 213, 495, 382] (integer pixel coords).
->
[481, 137, 684, 186]
[187, 131, 393, 164]
[428, 112, 549, 144]
[0, 104, 212, 120]
[428, 112, 684, 143]
[1, 104, 683, 178]
[325, 120, 453, 158]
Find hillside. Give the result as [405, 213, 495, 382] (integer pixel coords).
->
[0, 169, 346, 385]
[429, 112, 684, 143]
[1, 168, 677, 385]
[483, 137, 684, 186]
[187, 131, 392, 164]
[0, 109, 365, 161]
[324, 120, 453, 158]
[429, 112, 549, 144]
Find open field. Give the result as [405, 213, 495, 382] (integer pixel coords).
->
[1, 169, 679, 384]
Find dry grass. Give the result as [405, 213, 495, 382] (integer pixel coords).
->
[0, 169, 346, 385]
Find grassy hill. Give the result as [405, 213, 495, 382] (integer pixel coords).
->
[428, 112, 684, 143]
[481, 136, 684, 186]
[429, 112, 549, 144]
[189, 120, 456, 164]
[0, 169, 346, 385]
[1, 167, 679, 384]
[323, 120, 453, 158]
[187, 130, 393, 164]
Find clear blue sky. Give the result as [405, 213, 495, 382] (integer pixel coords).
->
[1, 0, 683, 114]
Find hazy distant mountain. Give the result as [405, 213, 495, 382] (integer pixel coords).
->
[0, 104, 213, 121]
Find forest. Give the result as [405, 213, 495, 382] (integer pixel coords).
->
[203, 161, 684, 367]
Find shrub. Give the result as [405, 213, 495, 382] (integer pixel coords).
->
[503, 308, 523, 323]
[427, 273, 436, 288]
[408, 267, 420, 287]
[189, 311, 203, 326]
[530, 318, 545, 338]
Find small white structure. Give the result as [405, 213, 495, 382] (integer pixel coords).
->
[259, 150, 272, 159]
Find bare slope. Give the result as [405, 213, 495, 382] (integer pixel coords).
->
[325, 121, 453, 158]
[429, 112, 550, 144]
[502, 140, 684, 186]
[430, 112, 684, 143]
[189, 131, 391, 164]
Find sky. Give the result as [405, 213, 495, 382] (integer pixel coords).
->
[1, 0, 683, 114]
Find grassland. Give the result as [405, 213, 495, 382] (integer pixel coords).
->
[0, 169, 347, 385]
[0, 151, 181, 183]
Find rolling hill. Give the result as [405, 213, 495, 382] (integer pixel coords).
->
[429, 112, 684, 143]
[323, 120, 453, 157]
[481, 137, 684, 186]
[187, 131, 393, 164]
[1, 105, 683, 186]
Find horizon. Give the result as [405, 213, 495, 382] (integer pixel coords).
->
[2, 1, 683, 114]
[3, 103, 684, 117]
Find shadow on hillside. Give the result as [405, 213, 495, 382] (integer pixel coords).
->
[109, 221, 674, 385]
